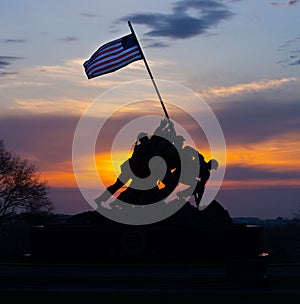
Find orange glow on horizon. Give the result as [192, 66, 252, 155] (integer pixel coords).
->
[226, 133, 300, 172]
[41, 171, 77, 188]
[39, 132, 300, 193]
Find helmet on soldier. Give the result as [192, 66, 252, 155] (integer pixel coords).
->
[137, 132, 148, 141]
[208, 159, 219, 170]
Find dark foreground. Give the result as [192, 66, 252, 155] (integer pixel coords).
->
[0, 263, 300, 303]
[2, 203, 299, 303]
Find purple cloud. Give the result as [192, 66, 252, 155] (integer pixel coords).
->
[212, 99, 300, 145]
[225, 164, 300, 181]
[118, 0, 235, 47]
[0, 115, 79, 169]
[0, 56, 23, 69]
[288, 0, 299, 6]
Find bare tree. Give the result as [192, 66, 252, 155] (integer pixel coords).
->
[0, 140, 53, 222]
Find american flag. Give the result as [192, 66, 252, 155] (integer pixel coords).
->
[83, 34, 143, 79]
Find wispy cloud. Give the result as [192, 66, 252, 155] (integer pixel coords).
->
[200, 77, 297, 97]
[119, 0, 235, 47]
[268, 1, 284, 7]
[0, 71, 18, 77]
[80, 13, 99, 18]
[1, 58, 83, 89]
[1, 39, 27, 43]
[268, 0, 299, 6]
[0, 56, 23, 77]
[1, 56, 167, 116]
[0, 56, 23, 69]
[12, 98, 89, 115]
[289, 59, 300, 66]
[288, 0, 299, 6]
[57, 36, 79, 42]
[277, 36, 300, 66]
[142, 39, 170, 48]
[1, 56, 174, 90]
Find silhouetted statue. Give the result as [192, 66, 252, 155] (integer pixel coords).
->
[95, 118, 219, 208]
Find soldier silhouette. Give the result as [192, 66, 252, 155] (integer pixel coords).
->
[116, 119, 182, 205]
[143, 119, 184, 202]
[193, 157, 218, 206]
[177, 146, 219, 207]
[94, 132, 149, 209]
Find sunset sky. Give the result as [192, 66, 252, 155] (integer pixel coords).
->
[1, 0, 300, 219]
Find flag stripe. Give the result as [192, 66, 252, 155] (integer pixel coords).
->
[87, 52, 142, 78]
[86, 51, 141, 78]
[83, 33, 143, 79]
[84, 43, 123, 70]
[88, 53, 142, 78]
[86, 47, 140, 76]
[87, 38, 121, 62]
[85, 45, 140, 75]
[87, 57, 139, 77]
[85, 45, 133, 74]
[86, 51, 139, 77]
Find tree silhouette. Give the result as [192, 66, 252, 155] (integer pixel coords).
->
[0, 140, 53, 222]
[293, 205, 300, 220]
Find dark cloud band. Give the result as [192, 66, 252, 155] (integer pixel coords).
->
[119, 0, 235, 47]
[212, 99, 300, 145]
[0, 56, 23, 69]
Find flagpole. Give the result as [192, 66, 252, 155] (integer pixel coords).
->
[128, 21, 170, 119]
